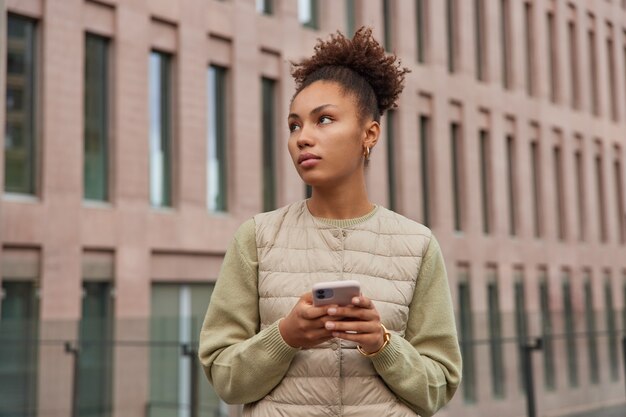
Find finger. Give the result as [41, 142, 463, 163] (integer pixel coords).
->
[324, 320, 379, 334]
[327, 306, 377, 321]
[351, 295, 374, 309]
[301, 304, 333, 320]
[331, 330, 382, 347]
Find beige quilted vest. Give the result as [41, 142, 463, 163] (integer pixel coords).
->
[248, 200, 432, 417]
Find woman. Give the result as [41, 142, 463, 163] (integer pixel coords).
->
[199, 27, 461, 417]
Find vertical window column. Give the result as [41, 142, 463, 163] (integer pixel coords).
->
[500, 0, 511, 89]
[419, 115, 431, 226]
[298, 0, 319, 29]
[562, 270, 578, 387]
[207, 65, 228, 213]
[530, 135, 543, 238]
[574, 140, 586, 242]
[474, 0, 487, 81]
[595, 145, 607, 243]
[149, 51, 173, 208]
[607, 24, 618, 122]
[604, 272, 619, 381]
[547, 10, 558, 103]
[458, 265, 476, 403]
[514, 268, 528, 392]
[614, 151, 625, 244]
[538, 268, 556, 390]
[383, 0, 393, 52]
[416, 0, 428, 63]
[588, 16, 600, 116]
[583, 270, 600, 384]
[261, 77, 277, 212]
[386, 110, 397, 211]
[479, 128, 492, 234]
[524, 2, 536, 96]
[346, 0, 356, 36]
[450, 121, 464, 232]
[84, 34, 110, 202]
[5, 15, 37, 195]
[553, 141, 566, 241]
[446, 0, 458, 73]
[567, 7, 580, 109]
[487, 266, 505, 398]
[506, 130, 517, 236]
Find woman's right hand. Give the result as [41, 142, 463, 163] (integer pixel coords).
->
[278, 292, 336, 348]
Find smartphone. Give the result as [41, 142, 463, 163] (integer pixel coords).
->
[312, 280, 361, 307]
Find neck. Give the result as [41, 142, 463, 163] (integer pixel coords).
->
[306, 178, 373, 220]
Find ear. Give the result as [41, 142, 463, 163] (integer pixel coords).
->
[362, 120, 380, 150]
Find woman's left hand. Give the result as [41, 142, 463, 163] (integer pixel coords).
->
[324, 295, 385, 354]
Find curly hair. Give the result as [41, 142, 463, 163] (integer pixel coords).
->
[291, 27, 410, 122]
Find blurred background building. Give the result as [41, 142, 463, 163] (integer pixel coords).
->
[1, 0, 626, 416]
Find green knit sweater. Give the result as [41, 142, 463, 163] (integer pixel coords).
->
[198, 208, 462, 416]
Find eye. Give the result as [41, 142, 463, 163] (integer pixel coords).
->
[319, 115, 333, 125]
[288, 122, 301, 133]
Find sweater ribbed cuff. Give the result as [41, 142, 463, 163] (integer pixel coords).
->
[261, 320, 301, 362]
[370, 333, 402, 370]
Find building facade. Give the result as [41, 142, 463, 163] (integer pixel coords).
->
[1, 0, 626, 416]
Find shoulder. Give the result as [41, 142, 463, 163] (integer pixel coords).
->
[375, 206, 432, 238]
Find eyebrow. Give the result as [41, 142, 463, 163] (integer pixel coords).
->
[288, 104, 338, 120]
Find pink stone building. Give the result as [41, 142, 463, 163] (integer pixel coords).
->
[1, 0, 626, 416]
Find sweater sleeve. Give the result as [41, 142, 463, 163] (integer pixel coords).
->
[370, 235, 462, 417]
[198, 218, 300, 404]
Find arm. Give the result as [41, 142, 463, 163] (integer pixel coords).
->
[198, 219, 300, 404]
[370, 235, 462, 417]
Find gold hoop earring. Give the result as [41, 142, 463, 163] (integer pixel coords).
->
[364, 147, 370, 161]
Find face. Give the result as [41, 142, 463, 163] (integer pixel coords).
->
[287, 81, 379, 188]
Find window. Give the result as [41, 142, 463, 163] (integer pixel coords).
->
[487, 267, 505, 398]
[387, 110, 397, 211]
[79, 281, 113, 416]
[256, 0, 273, 15]
[383, 0, 393, 52]
[524, 3, 535, 96]
[514, 269, 528, 392]
[479, 129, 492, 234]
[0, 280, 39, 416]
[474, 0, 487, 81]
[554, 144, 566, 240]
[583, 271, 600, 384]
[458, 267, 476, 403]
[416, 0, 428, 63]
[607, 25, 618, 121]
[446, 0, 458, 73]
[149, 51, 173, 208]
[574, 147, 586, 241]
[150, 283, 223, 416]
[588, 19, 599, 116]
[298, 0, 318, 29]
[208, 65, 228, 213]
[562, 271, 578, 387]
[506, 134, 517, 236]
[547, 11, 558, 103]
[450, 122, 463, 232]
[539, 269, 556, 390]
[261, 77, 277, 212]
[5, 14, 37, 195]
[604, 272, 619, 381]
[530, 140, 542, 237]
[84, 34, 110, 202]
[595, 150, 607, 242]
[614, 155, 625, 244]
[500, 0, 511, 88]
[568, 12, 580, 109]
[420, 116, 431, 226]
[346, 0, 356, 35]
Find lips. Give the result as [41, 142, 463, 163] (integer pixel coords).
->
[298, 153, 321, 164]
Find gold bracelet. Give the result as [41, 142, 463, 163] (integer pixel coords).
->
[357, 323, 391, 357]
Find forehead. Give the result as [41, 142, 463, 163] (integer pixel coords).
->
[290, 81, 358, 114]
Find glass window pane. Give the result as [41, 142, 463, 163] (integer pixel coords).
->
[208, 65, 228, 213]
[262, 77, 277, 212]
[583, 272, 599, 384]
[298, 0, 318, 29]
[420, 116, 431, 226]
[5, 14, 37, 195]
[514, 270, 527, 392]
[149, 51, 173, 207]
[487, 268, 505, 398]
[0, 281, 39, 416]
[539, 271, 556, 390]
[84, 34, 109, 201]
[604, 273, 619, 381]
[457, 267, 475, 403]
[79, 282, 113, 416]
[451, 123, 463, 231]
[386, 110, 396, 211]
[562, 272, 578, 387]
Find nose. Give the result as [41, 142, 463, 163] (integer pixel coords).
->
[296, 124, 315, 150]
